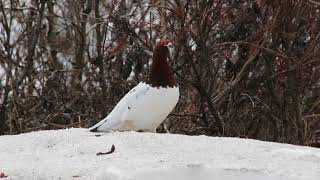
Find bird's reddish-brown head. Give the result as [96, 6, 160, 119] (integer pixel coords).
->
[148, 39, 177, 88]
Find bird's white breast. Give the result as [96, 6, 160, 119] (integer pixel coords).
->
[96, 82, 179, 132]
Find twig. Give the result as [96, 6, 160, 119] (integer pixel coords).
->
[306, 0, 320, 6]
[0, 172, 8, 178]
[304, 114, 320, 118]
[96, 145, 116, 156]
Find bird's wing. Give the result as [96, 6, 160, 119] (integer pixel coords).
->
[89, 82, 151, 131]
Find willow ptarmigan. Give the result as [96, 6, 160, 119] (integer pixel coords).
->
[89, 40, 179, 132]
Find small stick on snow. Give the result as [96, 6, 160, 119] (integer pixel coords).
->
[0, 172, 8, 178]
[96, 145, 116, 156]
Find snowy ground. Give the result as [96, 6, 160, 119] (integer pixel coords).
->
[0, 128, 319, 180]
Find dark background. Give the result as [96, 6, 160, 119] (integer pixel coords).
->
[0, 0, 319, 146]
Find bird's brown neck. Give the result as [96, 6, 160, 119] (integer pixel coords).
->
[148, 46, 177, 88]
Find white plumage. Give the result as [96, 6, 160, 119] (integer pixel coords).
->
[89, 83, 179, 132]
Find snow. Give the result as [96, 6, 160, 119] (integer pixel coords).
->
[0, 128, 319, 180]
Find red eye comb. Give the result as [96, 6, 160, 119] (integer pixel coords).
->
[158, 39, 171, 46]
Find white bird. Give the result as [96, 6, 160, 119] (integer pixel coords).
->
[89, 39, 179, 132]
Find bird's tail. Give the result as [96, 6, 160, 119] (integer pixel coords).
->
[88, 119, 106, 132]
[88, 118, 120, 132]
[89, 126, 98, 132]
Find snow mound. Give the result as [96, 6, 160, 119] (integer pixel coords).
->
[0, 128, 319, 180]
